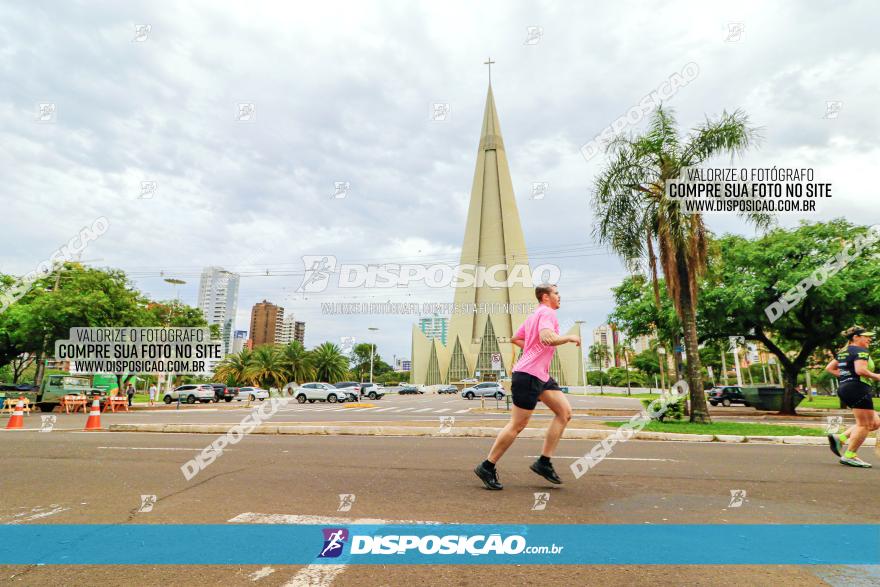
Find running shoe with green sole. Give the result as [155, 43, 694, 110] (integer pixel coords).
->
[840, 455, 872, 468]
[827, 433, 843, 457]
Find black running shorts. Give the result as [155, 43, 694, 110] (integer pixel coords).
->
[511, 371, 561, 410]
[838, 382, 875, 410]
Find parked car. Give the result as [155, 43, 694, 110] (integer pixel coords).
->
[461, 382, 506, 400]
[333, 382, 362, 402]
[235, 386, 270, 402]
[708, 386, 750, 407]
[293, 382, 345, 403]
[211, 383, 237, 402]
[359, 383, 385, 400]
[164, 384, 215, 404]
[437, 385, 458, 394]
[398, 384, 423, 395]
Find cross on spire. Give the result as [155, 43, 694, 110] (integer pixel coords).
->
[484, 57, 495, 85]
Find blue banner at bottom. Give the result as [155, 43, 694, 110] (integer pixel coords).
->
[1, 525, 878, 565]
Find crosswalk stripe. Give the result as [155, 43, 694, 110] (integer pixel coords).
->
[396, 408, 413, 412]
[434, 408, 450, 413]
[413, 408, 432, 413]
[373, 407, 395, 412]
[454, 409, 469, 414]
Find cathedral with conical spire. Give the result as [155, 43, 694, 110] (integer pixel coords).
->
[411, 70, 584, 386]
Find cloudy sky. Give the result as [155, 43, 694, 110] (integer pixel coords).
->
[2, 0, 877, 361]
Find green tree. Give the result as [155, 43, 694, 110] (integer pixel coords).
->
[588, 343, 611, 393]
[632, 349, 661, 378]
[593, 106, 771, 422]
[698, 220, 880, 414]
[245, 345, 288, 391]
[310, 342, 349, 383]
[214, 348, 253, 386]
[350, 343, 375, 381]
[278, 341, 313, 384]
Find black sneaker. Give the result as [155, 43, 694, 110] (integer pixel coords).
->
[530, 459, 562, 484]
[827, 433, 843, 457]
[474, 463, 503, 490]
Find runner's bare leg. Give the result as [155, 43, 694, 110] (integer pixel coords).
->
[538, 389, 572, 458]
[487, 406, 533, 463]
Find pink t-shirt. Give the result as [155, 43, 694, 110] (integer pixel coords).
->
[512, 304, 559, 382]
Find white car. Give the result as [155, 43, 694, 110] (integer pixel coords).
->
[292, 382, 345, 404]
[163, 384, 215, 404]
[461, 382, 506, 400]
[235, 386, 269, 401]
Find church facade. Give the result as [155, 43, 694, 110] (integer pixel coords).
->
[410, 84, 584, 387]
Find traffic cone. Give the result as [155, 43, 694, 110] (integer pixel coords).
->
[5, 400, 24, 429]
[84, 399, 102, 431]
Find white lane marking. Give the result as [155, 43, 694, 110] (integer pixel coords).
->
[5, 505, 70, 524]
[434, 408, 450, 413]
[525, 455, 678, 462]
[373, 407, 395, 412]
[249, 566, 276, 581]
[97, 446, 227, 451]
[231, 510, 441, 586]
[395, 408, 414, 412]
[284, 565, 345, 587]
[454, 409, 469, 414]
[228, 512, 442, 525]
[412, 408, 432, 413]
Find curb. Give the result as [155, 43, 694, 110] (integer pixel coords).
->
[106, 423, 865, 445]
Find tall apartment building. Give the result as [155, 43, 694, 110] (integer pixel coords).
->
[591, 324, 619, 369]
[278, 315, 306, 345]
[249, 300, 284, 346]
[197, 266, 240, 355]
[418, 315, 448, 346]
[629, 333, 656, 355]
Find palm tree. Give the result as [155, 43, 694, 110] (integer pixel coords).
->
[588, 343, 611, 394]
[278, 340, 314, 385]
[593, 106, 772, 423]
[213, 348, 252, 386]
[245, 345, 288, 392]
[618, 341, 633, 396]
[310, 342, 349, 383]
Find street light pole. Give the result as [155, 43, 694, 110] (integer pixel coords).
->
[368, 327, 379, 383]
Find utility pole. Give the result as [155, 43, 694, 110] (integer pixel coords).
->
[368, 327, 379, 383]
[575, 321, 587, 392]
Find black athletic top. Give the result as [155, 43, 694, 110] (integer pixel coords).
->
[836, 345, 874, 386]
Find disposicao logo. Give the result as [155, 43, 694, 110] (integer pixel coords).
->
[318, 528, 348, 558]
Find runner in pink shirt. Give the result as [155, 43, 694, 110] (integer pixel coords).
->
[474, 284, 581, 490]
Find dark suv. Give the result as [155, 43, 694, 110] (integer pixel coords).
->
[708, 386, 750, 407]
[212, 384, 237, 403]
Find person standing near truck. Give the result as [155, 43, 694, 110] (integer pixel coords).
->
[825, 326, 880, 467]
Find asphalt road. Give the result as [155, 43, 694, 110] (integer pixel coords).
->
[3, 393, 840, 430]
[2, 427, 878, 585]
[3, 393, 635, 429]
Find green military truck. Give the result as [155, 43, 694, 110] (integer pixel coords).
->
[0, 375, 108, 412]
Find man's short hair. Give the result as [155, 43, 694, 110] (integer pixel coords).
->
[535, 283, 557, 303]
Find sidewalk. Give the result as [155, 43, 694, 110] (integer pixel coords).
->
[108, 419, 863, 446]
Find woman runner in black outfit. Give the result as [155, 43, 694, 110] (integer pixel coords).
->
[825, 326, 880, 467]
